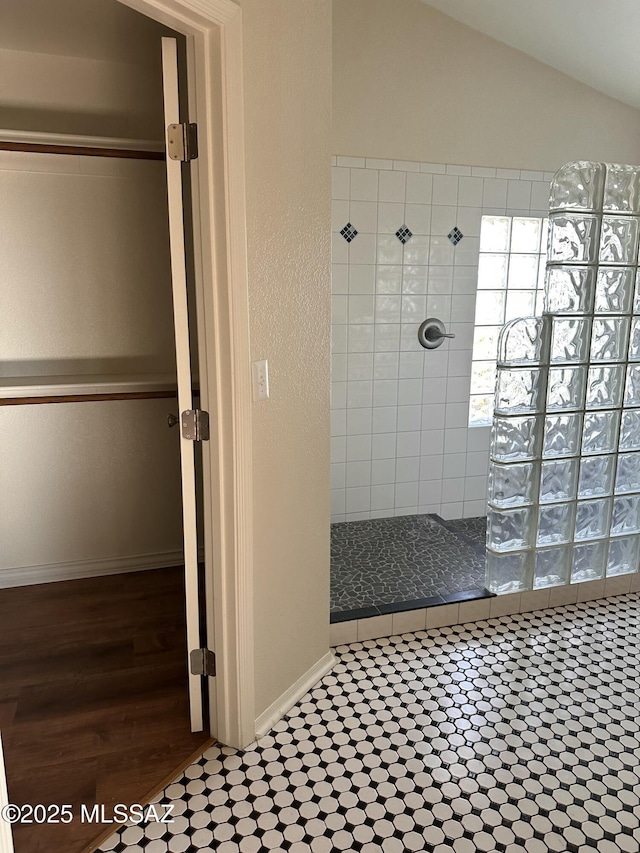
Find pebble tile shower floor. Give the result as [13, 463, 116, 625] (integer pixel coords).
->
[330, 514, 487, 613]
[100, 593, 640, 853]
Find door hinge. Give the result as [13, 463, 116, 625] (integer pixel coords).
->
[181, 409, 210, 441]
[167, 122, 198, 161]
[190, 648, 216, 677]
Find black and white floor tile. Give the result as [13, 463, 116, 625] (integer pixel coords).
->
[101, 593, 640, 853]
[331, 514, 487, 613]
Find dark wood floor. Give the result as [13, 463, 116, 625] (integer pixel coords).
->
[0, 567, 212, 853]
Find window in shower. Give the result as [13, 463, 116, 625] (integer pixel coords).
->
[469, 215, 549, 426]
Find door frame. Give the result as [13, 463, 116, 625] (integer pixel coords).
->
[117, 0, 254, 749]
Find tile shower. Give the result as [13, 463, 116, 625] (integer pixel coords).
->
[330, 155, 552, 614]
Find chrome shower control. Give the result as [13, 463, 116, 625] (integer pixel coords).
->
[418, 318, 456, 349]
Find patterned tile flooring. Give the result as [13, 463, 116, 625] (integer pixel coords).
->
[101, 593, 640, 853]
[331, 514, 487, 613]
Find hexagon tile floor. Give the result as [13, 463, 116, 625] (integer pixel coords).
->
[100, 593, 640, 853]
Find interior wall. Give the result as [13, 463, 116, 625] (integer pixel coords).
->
[333, 0, 640, 171]
[238, 0, 333, 719]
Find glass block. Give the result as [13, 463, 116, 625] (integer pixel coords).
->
[487, 506, 534, 552]
[635, 269, 640, 314]
[534, 546, 571, 589]
[586, 365, 624, 409]
[607, 535, 640, 576]
[611, 495, 640, 536]
[624, 364, 640, 407]
[537, 503, 575, 546]
[581, 411, 620, 455]
[485, 550, 533, 594]
[595, 268, 634, 314]
[549, 161, 605, 212]
[600, 216, 640, 265]
[628, 318, 640, 361]
[620, 410, 640, 451]
[546, 366, 586, 411]
[480, 217, 511, 253]
[550, 318, 590, 363]
[548, 214, 599, 264]
[498, 317, 547, 366]
[590, 317, 630, 363]
[574, 498, 612, 541]
[539, 459, 578, 503]
[604, 164, 640, 212]
[544, 267, 595, 315]
[616, 452, 640, 495]
[491, 415, 541, 462]
[473, 326, 500, 361]
[495, 368, 544, 415]
[477, 254, 508, 290]
[488, 462, 538, 508]
[542, 413, 582, 459]
[475, 290, 506, 324]
[470, 361, 497, 394]
[508, 254, 540, 290]
[571, 540, 607, 583]
[511, 218, 542, 253]
[469, 394, 494, 427]
[578, 455, 616, 498]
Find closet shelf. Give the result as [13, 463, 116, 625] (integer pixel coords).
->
[0, 374, 178, 404]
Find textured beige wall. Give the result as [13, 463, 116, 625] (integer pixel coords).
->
[333, 0, 640, 171]
[238, 0, 332, 718]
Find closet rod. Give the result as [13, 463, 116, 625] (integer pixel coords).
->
[0, 141, 165, 160]
[0, 390, 178, 406]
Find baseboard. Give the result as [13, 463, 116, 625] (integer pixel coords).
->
[0, 550, 188, 589]
[254, 651, 337, 740]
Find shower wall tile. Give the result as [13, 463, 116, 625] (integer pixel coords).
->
[331, 156, 551, 521]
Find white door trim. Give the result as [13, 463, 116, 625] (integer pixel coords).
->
[117, 0, 254, 748]
[0, 733, 14, 853]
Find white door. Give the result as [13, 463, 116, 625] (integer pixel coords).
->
[161, 36, 204, 732]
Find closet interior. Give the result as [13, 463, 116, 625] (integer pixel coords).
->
[0, 2, 210, 852]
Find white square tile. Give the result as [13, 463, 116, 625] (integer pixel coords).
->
[398, 378, 423, 405]
[430, 205, 458, 236]
[406, 172, 433, 204]
[331, 352, 348, 382]
[396, 431, 421, 457]
[400, 324, 423, 352]
[452, 267, 478, 295]
[371, 483, 395, 510]
[371, 458, 396, 484]
[446, 164, 472, 176]
[401, 295, 426, 323]
[490, 593, 521, 618]
[378, 202, 406, 234]
[372, 432, 397, 459]
[337, 155, 365, 168]
[423, 350, 448, 378]
[347, 324, 374, 353]
[332, 232, 349, 263]
[331, 408, 346, 436]
[432, 174, 459, 206]
[443, 453, 466, 479]
[330, 462, 346, 489]
[349, 264, 375, 295]
[398, 352, 424, 379]
[346, 406, 372, 434]
[395, 481, 419, 507]
[439, 501, 463, 520]
[346, 380, 373, 409]
[370, 509, 393, 519]
[420, 453, 444, 481]
[349, 233, 377, 265]
[330, 620, 358, 646]
[520, 589, 550, 613]
[357, 614, 393, 642]
[447, 350, 472, 378]
[350, 168, 378, 201]
[332, 294, 348, 324]
[331, 381, 347, 409]
[330, 488, 345, 515]
[446, 375, 471, 404]
[427, 265, 454, 295]
[420, 162, 446, 174]
[348, 295, 375, 324]
[463, 500, 487, 517]
[346, 433, 372, 461]
[458, 176, 483, 207]
[345, 511, 370, 521]
[425, 294, 452, 321]
[397, 405, 422, 432]
[445, 402, 469, 429]
[454, 236, 480, 266]
[427, 603, 460, 628]
[331, 166, 350, 200]
[332, 324, 347, 353]
[531, 181, 551, 212]
[467, 425, 491, 452]
[422, 378, 447, 403]
[420, 428, 445, 454]
[444, 428, 468, 454]
[366, 157, 393, 170]
[345, 485, 371, 513]
[332, 263, 349, 294]
[507, 179, 532, 209]
[419, 479, 442, 505]
[449, 322, 474, 350]
[466, 450, 489, 477]
[459, 598, 491, 623]
[442, 477, 465, 502]
[372, 405, 397, 433]
[346, 460, 372, 488]
[350, 200, 378, 233]
[375, 263, 402, 292]
[429, 236, 455, 266]
[549, 584, 578, 606]
[464, 476, 487, 502]
[395, 455, 420, 483]
[392, 609, 427, 634]
[482, 178, 508, 209]
[576, 579, 605, 603]
[402, 265, 429, 294]
[375, 295, 401, 324]
[372, 379, 398, 407]
[404, 237, 431, 266]
[405, 204, 432, 235]
[332, 199, 350, 232]
[331, 435, 346, 464]
[451, 294, 476, 323]
[347, 352, 374, 382]
[377, 237, 403, 266]
[393, 160, 421, 172]
[605, 574, 633, 597]
[377, 169, 406, 203]
[472, 166, 496, 178]
[374, 324, 401, 352]
[455, 207, 482, 238]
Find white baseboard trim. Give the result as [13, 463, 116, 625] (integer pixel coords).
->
[254, 651, 337, 740]
[0, 550, 189, 589]
[0, 733, 14, 853]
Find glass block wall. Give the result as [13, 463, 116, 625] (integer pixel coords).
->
[487, 161, 640, 593]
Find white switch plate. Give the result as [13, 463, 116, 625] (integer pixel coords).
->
[252, 359, 269, 401]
